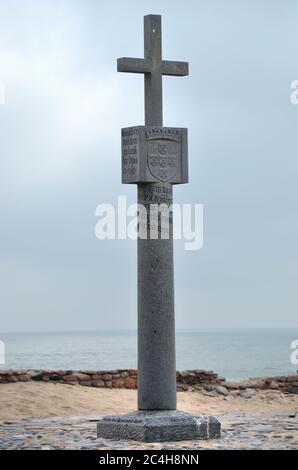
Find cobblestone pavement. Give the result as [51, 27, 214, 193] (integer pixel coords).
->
[0, 412, 297, 450]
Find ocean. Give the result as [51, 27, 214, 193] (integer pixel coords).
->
[0, 329, 297, 381]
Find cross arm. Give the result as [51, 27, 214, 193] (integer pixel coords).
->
[117, 57, 151, 74]
[162, 61, 189, 77]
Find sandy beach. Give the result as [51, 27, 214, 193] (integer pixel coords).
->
[0, 381, 297, 422]
[0, 382, 298, 449]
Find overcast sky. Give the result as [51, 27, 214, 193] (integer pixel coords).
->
[0, 0, 297, 332]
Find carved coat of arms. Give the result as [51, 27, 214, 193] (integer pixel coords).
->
[147, 139, 179, 182]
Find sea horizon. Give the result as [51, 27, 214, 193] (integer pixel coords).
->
[1, 328, 297, 381]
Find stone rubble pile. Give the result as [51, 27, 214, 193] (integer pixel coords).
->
[0, 369, 297, 395]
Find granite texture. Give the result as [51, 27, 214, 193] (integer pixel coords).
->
[97, 410, 221, 442]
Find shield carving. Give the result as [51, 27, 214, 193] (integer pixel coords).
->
[147, 140, 179, 182]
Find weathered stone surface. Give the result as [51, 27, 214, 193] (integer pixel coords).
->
[63, 374, 78, 383]
[18, 375, 30, 382]
[112, 374, 121, 379]
[122, 126, 188, 185]
[6, 376, 18, 383]
[90, 374, 102, 380]
[286, 375, 298, 382]
[97, 411, 220, 442]
[286, 385, 298, 394]
[31, 373, 44, 381]
[180, 371, 189, 378]
[123, 377, 137, 389]
[216, 386, 229, 397]
[79, 381, 92, 387]
[225, 381, 240, 390]
[112, 379, 125, 388]
[0, 369, 14, 376]
[120, 371, 129, 378]
[74, 373, 90, 381]
[269, 381, 279, 390]
[230, 390, 240, 396]
[91, 380, 105, 387]
[49, 375, 62, 382]
[102, 374, 112, 381]
[240, 390, 253, 399]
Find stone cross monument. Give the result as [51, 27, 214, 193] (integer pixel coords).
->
[97, 14, 221, 442]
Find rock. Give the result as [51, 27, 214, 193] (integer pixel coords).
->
[178, 384, 188, 391]
[288, 412, 297, 418]
[91, 374, 103, 380]
[79, 380, 92, 386]
[49, 375, 62, 382]
[91, 380, 105, 387]
[216, 385, 229, 396]
[120, 371, 129, 378]
[276, 376, 287, 382]
[225, 382, 240, 390]
[201, 389, 216, 397]
[200, 370, 215, 376]
[74, 373, 91, 381]
[180, 371, 189, 378]
[102, 374, 112, 381]
[31, 373, 44, 381]
[286, 375, 298, 382]
[123, 377, 137, 389]
[112, 374, 121, 379]
[7, 376, 18, 382]
[204, 384, 214, 392]
[112, 379, 125, 388]
[63, 374, 78, 383]
[268, 381, 279, 390]
[240, 390, 253, 399]
[17, 375, 30, 382]
[246, 380, 265, 389]
[286, 385, 298, 394]
[0, 369, 14, 376]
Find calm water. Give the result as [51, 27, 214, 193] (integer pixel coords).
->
[0, 329, 297, 381]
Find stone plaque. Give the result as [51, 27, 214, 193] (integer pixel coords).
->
[122, 126, 188, 184]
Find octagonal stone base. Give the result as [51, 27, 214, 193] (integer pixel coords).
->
[97, 410, 221, 442]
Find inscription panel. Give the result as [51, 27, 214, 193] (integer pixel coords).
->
[121, 126, 188, 184]
[121, 127, 141, 182]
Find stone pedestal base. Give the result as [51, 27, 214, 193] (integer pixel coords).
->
[97, 410, 221, 442]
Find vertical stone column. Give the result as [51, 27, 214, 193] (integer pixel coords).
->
[137, 15, 176, 410]
[137, 183, 176, 410]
